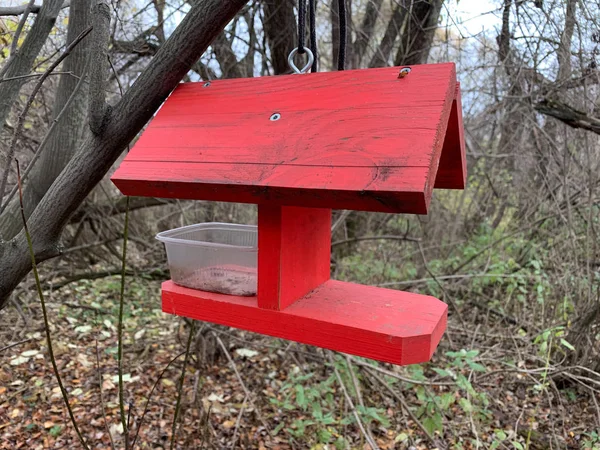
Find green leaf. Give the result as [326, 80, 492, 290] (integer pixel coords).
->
[432, 368, 452, 378]
[465, 350, 480, 359]
[312, 402, 323, 420]
[334, 437, 348, 450]
[49, 425, 62, 437]
[394, 432, 409, 443]
[560, 338, 575, 351]
[272, 423, 285, 435]
[295, 385, 306, 409]
[438, 392, 455, 410]
[415, 386, 427, 402]
[495, 429, 508, 440]
[467, 361, 487, 372]
[358, 406, 390, 427]
[318, 428, 332, 443]
[321, 413, 336, 425]
[459, 397, 473, 413]
[512, 441, 524, 450]
[422, 413, 443, 435]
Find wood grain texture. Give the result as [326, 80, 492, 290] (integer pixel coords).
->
[258, 206, 331, 310]
[434, 83, 467, 189]
[162, 279, 447, 365]
[113, 163, 429, 213]
[112, 63, 462, 214]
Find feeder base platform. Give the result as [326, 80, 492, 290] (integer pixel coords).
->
[162, 279, 447, 365]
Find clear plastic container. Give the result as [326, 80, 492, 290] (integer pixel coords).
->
[156, 223, 257, 296]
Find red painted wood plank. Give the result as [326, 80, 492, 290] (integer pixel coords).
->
[125, 112, 440, 167]
[112, 64, 459, 214]
[162, 279, 447, 365]
[258, 206, 331, 310]
[435, 83, 467, 189]
[112, 162, 429, 213]
[155, 63, 456, 116]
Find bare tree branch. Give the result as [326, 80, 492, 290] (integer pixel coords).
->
[369, 3, 406, 68]
[0, 0, 248, 311]
[263, 0, 297, 75]
[0, 26, 93, 213]
[0, 1, 70, 17]
[0, 0, 92, 240]
[557, 0, 577, 81]
[0, 0, 65, 126]
[535, 98, 600, 135]
[89, 0, 111, 134]
[394, 0, 443, 66]
[212, 30, 245, 78]
[9, 0, 36, 57]
[353, 0, 383, 68]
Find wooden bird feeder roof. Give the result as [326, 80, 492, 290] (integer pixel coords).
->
[111, 63, 466, 366]
[112, 63, 465, 215]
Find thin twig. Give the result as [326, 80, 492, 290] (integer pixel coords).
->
[170, 321, 196, 450]
[349, 357, 456, 386]
[0, 338, 32, 353]
[230, 395, 248, 450]
[331, 210, 352, 233]
[332, 235, 422, 247]
[9, 0, 35, 57]
[131, 351, 187, 450]
[10, 294, 30, 327]
[0, 26, 92, 211]
[363, 366, 440, 447]
[96, 339, 117, 450]
[0, 1, 70, 17]
[327, 353, 380, 450]
[345, 355, 365, 408]
[15, 160, 90, 450]
[212, 332, 271, 432]
[117, 196, 131, 449]
[0, 70, 77, 83]
[417, 242, 466, 327]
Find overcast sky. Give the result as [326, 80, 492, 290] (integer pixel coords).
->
[445, 0, 502, 36]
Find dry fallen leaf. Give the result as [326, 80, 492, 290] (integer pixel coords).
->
[222, 420, 235, 429]
[10, 356, 29, 366]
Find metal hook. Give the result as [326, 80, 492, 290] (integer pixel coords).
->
[288, 47, 314, 74]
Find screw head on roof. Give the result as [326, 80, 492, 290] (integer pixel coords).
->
[270, 113, 281, 121]
[398, 67, 411, 78]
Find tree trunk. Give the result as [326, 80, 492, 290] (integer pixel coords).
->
[0, 0, 65, 127]
[369, 3, 406, 68]
[394, 0, 442, 66]
[0, 0, 248, 312]
[263, 0, 297, 75]
[353, 0, 383, 68]
[212, 30, 245, 78]
[0, 0, 91, 240]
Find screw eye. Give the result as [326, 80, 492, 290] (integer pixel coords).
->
[270, 113, 281, 121]
[203, 82, 211, 87]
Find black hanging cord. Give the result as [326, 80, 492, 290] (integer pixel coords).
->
[309, 0, 318, 72]
[337, 0, 346, 70]
[296, 0, 318, 71]
[297, 0, 307, 54]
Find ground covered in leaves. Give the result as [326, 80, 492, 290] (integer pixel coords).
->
[1, 276, 600, 449]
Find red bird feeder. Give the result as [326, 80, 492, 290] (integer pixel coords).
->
[111, 63, 466, 366]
